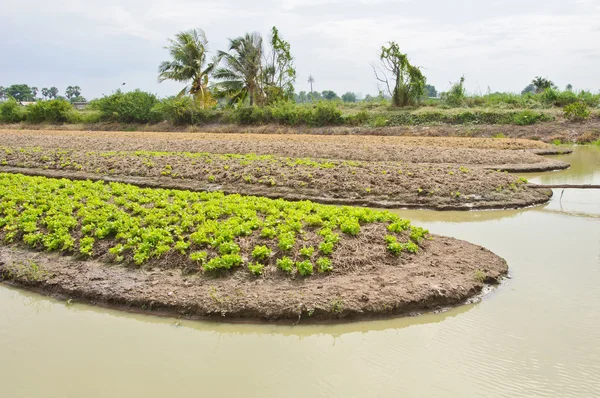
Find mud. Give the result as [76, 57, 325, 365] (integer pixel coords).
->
[0, 232, 508, 322]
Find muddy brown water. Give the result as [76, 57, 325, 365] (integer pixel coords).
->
[1, 146, 599, 397]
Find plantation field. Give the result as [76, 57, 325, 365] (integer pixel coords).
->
[0, 146, 552, 210]
[0, 173, 507, 321]
[0, 129, 567, 169]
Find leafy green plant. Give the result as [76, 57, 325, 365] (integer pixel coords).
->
[0, 99, 26, 123]
[299, 246, 314, 258]
[296, 260, 313, 276]
[316, 257, 333, 272]
[276, 256, 294, 273]
[247, 262, 264, 276]
[251, 245, 272, 261]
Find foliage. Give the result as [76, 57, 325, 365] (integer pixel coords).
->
[4, 84, 35, 102]
[442, 76, 466, 107]
[65, 86, 82, 100]
[158, 29, 217, 108]
[151, 96, 217, 125]
[247, 262, 264, 275]
[321, 90, 339, 101]
[251, 245, 272, 261]
[0, 173, 427, 277]
[531, 76, 556, 94]
[316, 257, 333, 273]
[564, 102, 591, 122]
[26, 99, 76, 124]
[296, 260, 313, 276]
[0, 99, 27, 123]
[276, 256, 294, 273]
[214, 32, 264, 106]
[374, 42, 426, 107]
[424, 84, 437, 98]
[341, 92, 358, 102]
[89, 90, 160, 123]
[262, 27, 296, 103]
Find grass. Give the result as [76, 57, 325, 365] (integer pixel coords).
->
[0, 173, 427, 277]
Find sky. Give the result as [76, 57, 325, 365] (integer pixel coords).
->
[1, 0, 599, 100]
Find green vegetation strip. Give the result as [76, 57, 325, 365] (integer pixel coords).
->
[0, 173, 427, 276]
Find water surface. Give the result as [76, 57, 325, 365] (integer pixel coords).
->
[1, 146, 599, 397]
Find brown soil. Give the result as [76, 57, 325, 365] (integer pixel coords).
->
[3, 118, 598, 143]
[0, 129, 569, 171]
[0, 159, 552, 211]
[0, 232, 508, 322]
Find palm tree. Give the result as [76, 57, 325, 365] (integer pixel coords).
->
[213, 32, 264, 106]
[532, 76, 554, 94]
[31, 87, 39, 99]
[158, 28, 217, 108]
[307, 75, 314, 94]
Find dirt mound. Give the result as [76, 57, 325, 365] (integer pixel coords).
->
[0, 233, 508, 322]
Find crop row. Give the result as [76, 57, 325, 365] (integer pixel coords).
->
[0, 173, 428, 277]
[0, 146, 530, 203]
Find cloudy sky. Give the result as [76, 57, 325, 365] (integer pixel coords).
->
[1, 0, 599, 99]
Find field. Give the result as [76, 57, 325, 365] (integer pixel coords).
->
[0, 130, 559, 209]
[0, 128, 565, 321]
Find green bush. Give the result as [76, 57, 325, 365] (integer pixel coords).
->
[152, 97, 217, 125]
[26, 100, 76, 124]
[564, 102, 591, 122]
[0, 99, 26, 123]
[89, 90, 160, 123]
[513, 110, 548, 126]
[311, 101, 343, 126]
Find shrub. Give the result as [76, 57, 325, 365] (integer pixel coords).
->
[0, 99, 26, 123]
[311, 101, 343, 126]
[513, 110, 546, 126]
[152, 96, 216, 125]
[26, 99, 75, 124]
[344, 110, 369, 126]
[564, 102, 591, 122]
[89, 90, 160, 123]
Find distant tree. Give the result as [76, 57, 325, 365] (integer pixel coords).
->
[31, 87, 39, 99]
[214, 32, 264, 105]
[0, 86, 6, 101]
[5, 84, 35, 102]
[307, 75, 315, 94]
[372, 42, 426, 107]
[70, 95, 87, 103]
[295, 91, 308, 103]
[341, 92, 357, 102]
[321, 90, 339, 100]
[48, 87, 59, 99]
[521, 84, 536, 95]
[41, 88, 49, 100]
[565, 84, 573, 91]
[262, 26, 296, 103]
[309, 91, 322, 101]
[424, 84, 437, 97]
[531, 76, 555, 94]
[65, 85, 82, 99]
[158, 28, 217, 108]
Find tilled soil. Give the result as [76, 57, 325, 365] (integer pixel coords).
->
[0, 129, 569, 172]
[0, 232, 508, 322]
[0, 148, 553, 210]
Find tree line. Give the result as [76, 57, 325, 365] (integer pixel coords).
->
[0, 84, 86, 103]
